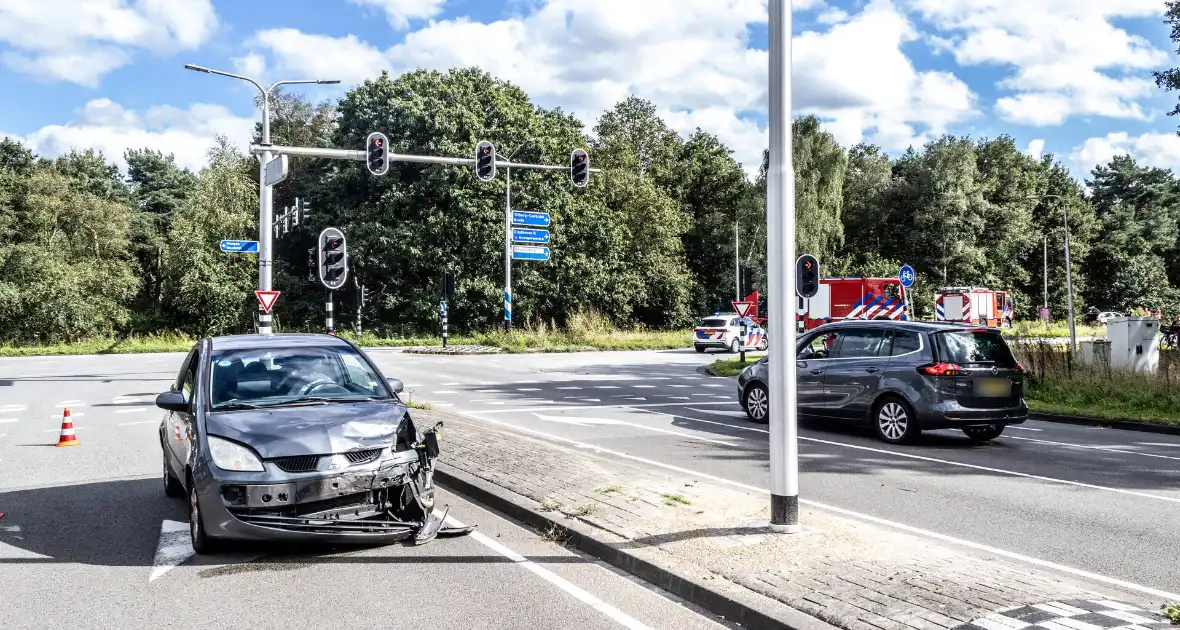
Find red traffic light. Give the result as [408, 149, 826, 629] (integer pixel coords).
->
[373, 138, 382, 147]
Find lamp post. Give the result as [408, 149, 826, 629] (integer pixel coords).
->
[184, 64, 340, 334]
[1026, 194, 1074, 351]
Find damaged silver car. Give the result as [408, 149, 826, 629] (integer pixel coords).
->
[155, 333, 473, 554]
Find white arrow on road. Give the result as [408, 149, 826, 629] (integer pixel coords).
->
[150, 520, 194, 582]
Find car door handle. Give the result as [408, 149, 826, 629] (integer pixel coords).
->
[865, 367, 880, 373]
[810, 369, 824, 375]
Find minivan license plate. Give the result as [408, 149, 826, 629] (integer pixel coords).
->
[975, 377, 1011, 397]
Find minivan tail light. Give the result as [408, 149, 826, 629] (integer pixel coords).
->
[919, 362, 965, 376]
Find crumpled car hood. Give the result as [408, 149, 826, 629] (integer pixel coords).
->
[204, 401, 408, 459]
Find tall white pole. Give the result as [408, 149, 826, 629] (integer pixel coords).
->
[258, 94, 274, 335]
[504, 166, 513, 333]
[736, 218, 741, 302]
[767, 0, 800, 533]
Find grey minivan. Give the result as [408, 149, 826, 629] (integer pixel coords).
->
[735, 320, 1028, 444]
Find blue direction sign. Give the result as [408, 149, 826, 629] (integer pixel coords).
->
[512, 245, 551, 261]
[220, 240, 259, 253]
[512, 228, 550, 244]
[511, 211, 550, 228]
[898, 264, 915, 288]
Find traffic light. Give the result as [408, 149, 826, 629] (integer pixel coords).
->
[796, 254, 820, 299]
[571, 148, 589, 188]
[297, 198, 312, 223]
[367, 132, 389, 176]
[443, 268, 456, 299]
[740, 265, 757, 297]
[307, 247, 316, 282]
[317, 227, 348, 290]
[475, 141, 496, 182]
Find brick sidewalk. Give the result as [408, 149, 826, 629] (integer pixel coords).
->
[419, 409, 1176, 630]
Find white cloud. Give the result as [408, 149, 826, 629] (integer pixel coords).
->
[817, 8, 849, 24]
[0, 0, 219, 87]
[16, 98, 254, 173]
[1070, 132, 1180, 177]
[232, 52, 267, 79]
[347, 0, 449, 30]
[664, 108, 768, 176]
[244, 0, 977, 178]
[1024, 138, 1045, 160]
[903, 0, 1168, 126]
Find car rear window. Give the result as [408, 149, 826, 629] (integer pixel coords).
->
[934, 330, 1017, 367]
[699, 318, 728, 327]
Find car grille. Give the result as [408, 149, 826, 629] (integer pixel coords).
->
[344, 448, 383, 464]
[271, 455, 319, 473]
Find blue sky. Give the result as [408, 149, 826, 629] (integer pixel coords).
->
[3, 0, 1179, 182]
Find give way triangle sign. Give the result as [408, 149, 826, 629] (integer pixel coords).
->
[256, 290, 280, 313]
[732, 301, 754, 318]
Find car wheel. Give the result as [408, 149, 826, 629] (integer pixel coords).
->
[743, 382, 769, 424]
[163, 453, 184, 499]
[729, 338, 740, 353]
[757, 336, 768, 351]
[963, 424, 1005, 441]
[873, 397, 920, 445]
[188, 478, 219, 554]
[694, 345, 706, 353]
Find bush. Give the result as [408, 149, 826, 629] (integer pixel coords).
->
[1010, 340, 1180, 425]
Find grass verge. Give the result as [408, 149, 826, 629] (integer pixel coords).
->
[709, 353, 766, 377]
[1001, 320, 1105, 339]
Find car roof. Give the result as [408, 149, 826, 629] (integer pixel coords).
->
[812, 320, 996, 334]
[208, 333, 355, 351]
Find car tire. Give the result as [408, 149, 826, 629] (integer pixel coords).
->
[757, 336, 768, 351]
[694, 345, 706, 353]
[163, 453, 184, 499]
[729, 338, 740, 353]
[742, 382, 769, 424]
[188, 477, 219, 555]
[963, 424, 1005, 441]
[872, 396, 920, 445]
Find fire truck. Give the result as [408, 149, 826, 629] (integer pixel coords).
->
[934, 287, 1015, 327]
[795, 277, 910, 332]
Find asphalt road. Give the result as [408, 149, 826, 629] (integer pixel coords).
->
[0, 352, 734, 630]
[353, 346, 1180, 597]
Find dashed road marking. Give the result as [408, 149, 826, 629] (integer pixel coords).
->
[55, 400, 86, 407]
[1008, 435, 1180, 462]
[475, 389, 502, 393]
[0, 418, 17, 424]
[118, 420, 157, 426]
[594, 386, 621, 390]
[116, 408, 147, 414]
[49, 412, 83, 419]
[557, 386, 582, 390]
[433, 390, 458, 394]
[633, 385, 655, 389]
[517, 388, 541, 391]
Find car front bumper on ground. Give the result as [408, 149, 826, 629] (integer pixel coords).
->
[194, 447, 434, 544]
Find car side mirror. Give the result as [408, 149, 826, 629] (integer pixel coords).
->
[156, 390, 188, 412]
[386, 377, 404, 394]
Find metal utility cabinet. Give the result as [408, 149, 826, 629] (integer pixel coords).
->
[1105, 317, 1160, 374]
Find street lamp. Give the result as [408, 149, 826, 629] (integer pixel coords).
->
[183, 64, 341, 335]
[1026, 194, 1075, 352]
[502, 138, 536, 333]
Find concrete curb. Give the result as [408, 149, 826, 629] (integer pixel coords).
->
[433, 463, 836, 630]
[1028, 412, 1180, 436]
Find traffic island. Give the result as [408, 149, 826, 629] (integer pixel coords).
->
[419, 409, 1175, 630]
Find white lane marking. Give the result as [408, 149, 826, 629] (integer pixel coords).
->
[433, 390, 458, 395]
[443, 513, 652, 630]
[973, 616, 1024, 630]
[475, 389, 502, 393]
[48, 412, 83, 419]
[55, 400, 86, 407]
[116, 408, 147, 414]
[1007, 436, 1180, 462]
[443, 382, 462, 386]
[0, 405, 27, 412]
[690, 393, 713, 397]
[533, 413, 737, 446]
[479, 401, 735, 414]
[594, 386, 621, 389]
[1138, 442, 1180, 448]
[118, 420, 157, 426]
[678, 377, 701, 380]
[557, 386, 582, 390]
[701, 384, 727, 388]
[1007, 426, 1042, 431]
[460, 411, 1180, 602]
[649, 378, 670, 380]
[517, 388, 541, 391]
[627, 408, 766, 435]
[666, 396, 690, 400]
[687, 408, 747, 419]
[632, 385, 655, 389]
[0, 418, 17, 424]
[430, 402, 455, 407]
[150, 520, 194, 582]
[667, 385, 691, 388]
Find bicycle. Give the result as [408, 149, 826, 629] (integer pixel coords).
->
[1161, 326, 1179, 352]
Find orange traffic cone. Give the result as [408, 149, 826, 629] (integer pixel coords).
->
[55, 408, 79, 447]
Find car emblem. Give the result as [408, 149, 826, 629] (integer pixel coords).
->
[990, 366, 998, 375]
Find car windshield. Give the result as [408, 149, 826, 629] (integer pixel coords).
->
[699, 318, 728, 327]
[935, 331, 1017, 367]
[208, 345, 392, 409]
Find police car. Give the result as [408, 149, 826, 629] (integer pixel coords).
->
[693, 313, 768, 353]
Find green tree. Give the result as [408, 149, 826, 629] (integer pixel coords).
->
[161, 137, 259, 336]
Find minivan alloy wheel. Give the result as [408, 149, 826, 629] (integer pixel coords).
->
[878, 402, 909, 442]
[744, 383, 769, 423]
